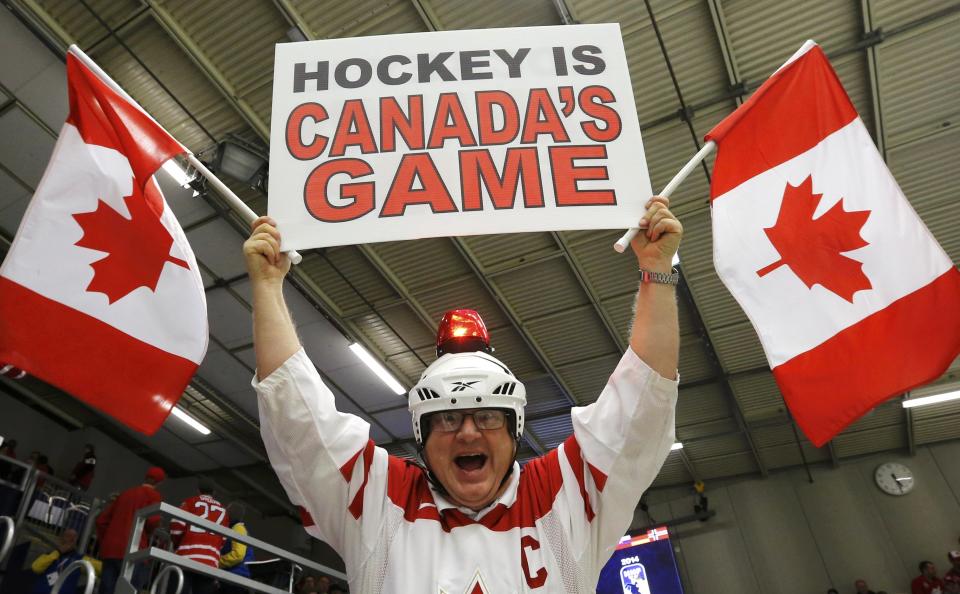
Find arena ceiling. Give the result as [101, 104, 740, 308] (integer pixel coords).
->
[0, 0, 958, 519]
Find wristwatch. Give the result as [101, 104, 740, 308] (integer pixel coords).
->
[639, 267, 680, 286]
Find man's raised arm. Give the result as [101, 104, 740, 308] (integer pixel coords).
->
[243, 216, 300, 379]
[628, 196, 681, 380]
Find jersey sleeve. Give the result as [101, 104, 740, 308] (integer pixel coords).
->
[220, 523, 247, 568]
[254, 348, 389, 566]
[562, 347, 678, 576]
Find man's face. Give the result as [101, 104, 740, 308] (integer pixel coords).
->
[855, 580, 868, 592]
[423, 409, 516, 511]
[58, 529, 78, 552]
[924, 563, 937, 577]
[317, 576, 330, 593]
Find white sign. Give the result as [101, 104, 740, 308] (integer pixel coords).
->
[269, 24, 651, 250]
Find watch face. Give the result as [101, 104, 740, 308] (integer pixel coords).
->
[874, 462, 915, 496]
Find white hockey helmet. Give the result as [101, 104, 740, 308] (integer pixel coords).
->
[409, 309, 526, 446]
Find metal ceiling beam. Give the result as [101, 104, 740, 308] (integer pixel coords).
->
[144, 0, 270, 140]
[677, 274, 768, 477]
[551, 232, 628, 352]
[85, 5, 150, 53]
[705, 0, 744, 106]
[860, 0, 886, 158]
[271, 0, 319, 40]
[827, 440, 840, 468]
[8, 0, 73, 51]
[904, 393, 916, 455]
[677, 450, 699, 482]
[451, 238, 578, 407]
[550, 0, 576, 25]
[641, 0, 766, 478]
[637, 5, 960, 144]
[409, 0, 441, 31]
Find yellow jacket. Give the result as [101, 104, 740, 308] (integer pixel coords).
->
[31, 549, 102, 575]
[219, 522, 248, 568]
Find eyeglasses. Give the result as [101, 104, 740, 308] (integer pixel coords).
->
[427, 409, 507, 433]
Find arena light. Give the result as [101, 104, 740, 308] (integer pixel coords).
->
[671, 442, 684, 451]
[170, 406, 211, 435]
[349, 343, 406, 395]
[902, 389, 960, 409]
[216, 140, 267, 186]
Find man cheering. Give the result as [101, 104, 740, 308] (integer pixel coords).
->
[245, 196, 680, 592]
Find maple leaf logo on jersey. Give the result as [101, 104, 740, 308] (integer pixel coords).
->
[438, 571, 490, 594]
[73, 177, 189, 304]
[756, 175, 871, 302]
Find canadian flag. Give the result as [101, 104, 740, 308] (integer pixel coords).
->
[0, 48, 207, 434]
[708, 41, 960, 446]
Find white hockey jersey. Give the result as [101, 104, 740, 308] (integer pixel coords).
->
[255, 347, 677, 593]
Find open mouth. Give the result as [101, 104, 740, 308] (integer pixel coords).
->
[454, 454, 488, 472]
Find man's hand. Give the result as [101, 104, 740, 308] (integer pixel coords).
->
[630, 196, 682, 272]
[244, 216, 291, 285]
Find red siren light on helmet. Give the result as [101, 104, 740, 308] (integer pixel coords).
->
[436, 309, 491, 357]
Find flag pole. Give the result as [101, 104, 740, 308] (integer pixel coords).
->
[67, 45, 302, 265]
[184, 155, 302, 265]
[613, 140, 716, 253]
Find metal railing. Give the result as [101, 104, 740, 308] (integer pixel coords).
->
[150, 564, 183, 594]
[0, 515, 14, 565]
[0, 453, 102, 554]
[51, 558, 96, 594]
[120, 502, 346, 594]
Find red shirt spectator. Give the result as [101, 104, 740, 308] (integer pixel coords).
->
[944, 551, 960, 593]
[95, 467, 165, 559]
[68, 444, 96, 491]
[913, 560, 945, 594]
[170, 484, 229, 568]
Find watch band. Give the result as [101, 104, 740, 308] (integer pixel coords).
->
[639, 267, 680, 286]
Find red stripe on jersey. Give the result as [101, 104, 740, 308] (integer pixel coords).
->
[383, 437, 595, 532]
[562, 436, 595, 522]
[588, 462, 607, 492]
[340, 445, 363, 481]
[387, 456, 442, 522]
[298, 506, 315, 528]
[347, 440, 376, 519]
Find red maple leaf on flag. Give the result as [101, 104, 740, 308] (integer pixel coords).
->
[73, 178, 189, 303]
[756, 175, 871, 302]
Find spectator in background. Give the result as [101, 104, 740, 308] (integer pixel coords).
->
[316, 575, 331, 593]
[856, 578, 877, 594]
[170, 480, 230, 594]
[296, 575, 316, 593]
[328, 585, 347, 594]
[29, 453, 54, 491]
[219, 502, 255, 594]
[0, 438, 16, 459]
[29, 528, 100, 594]
[827, 589, 839, 594]
[944, 551, 960, 593]
[912, 560, 944, 594]
[68, 444, 96, 491]
[96, 466, 165, 594]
